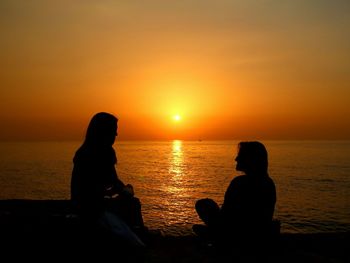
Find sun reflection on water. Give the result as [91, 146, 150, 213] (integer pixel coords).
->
[169, 140, 183, 177]
[164, 140, 192, 233]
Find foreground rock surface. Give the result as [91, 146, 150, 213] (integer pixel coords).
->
[0, 199, 349, 262]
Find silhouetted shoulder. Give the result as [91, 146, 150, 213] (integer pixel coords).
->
[230, 175, 248, 184]
[223, 174, 276, 210]
[225, 175, 251, 192]
[231, 174, 275, 186]
[73, 145, 116, 165]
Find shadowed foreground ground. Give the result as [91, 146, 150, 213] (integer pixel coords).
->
[0, 199, 349, 262]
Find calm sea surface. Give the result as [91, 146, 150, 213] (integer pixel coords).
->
[0, 140, 350, 236]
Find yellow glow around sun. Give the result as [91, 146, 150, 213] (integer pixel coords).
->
[173, 115, 181, 122]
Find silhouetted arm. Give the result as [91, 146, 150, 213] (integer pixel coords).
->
[105, 166, 126, 196]
[220, 176, 244, 221]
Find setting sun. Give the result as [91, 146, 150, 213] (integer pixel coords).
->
[0, 1, 349, 141]
[173, 115, 181, 122]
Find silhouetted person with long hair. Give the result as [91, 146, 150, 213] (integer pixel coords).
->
[71, 112, 145, 243]
[193, 141, 278, 251]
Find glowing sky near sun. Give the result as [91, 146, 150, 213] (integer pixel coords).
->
[0, 0, 349, 140]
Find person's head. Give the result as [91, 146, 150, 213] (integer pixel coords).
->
[235, 141, 268, 176]
[84, 112, 118, 146]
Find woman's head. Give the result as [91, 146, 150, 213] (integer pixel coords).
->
[235, 141, 268, 176]
[84, 112, 118, 146]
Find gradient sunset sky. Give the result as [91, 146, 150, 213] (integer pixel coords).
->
[1, 0, 349, 141]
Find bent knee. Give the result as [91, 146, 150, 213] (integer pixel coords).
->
[195, 198, 219, 212]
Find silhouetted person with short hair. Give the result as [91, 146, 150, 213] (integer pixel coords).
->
[193, 141, 278, 251]
[71, 112, 145, 244]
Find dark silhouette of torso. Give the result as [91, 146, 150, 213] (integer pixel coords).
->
[71, 143, 124, 217]
[220, 174, 276, 237]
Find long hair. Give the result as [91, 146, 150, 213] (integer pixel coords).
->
[84, 112, 118, 146]
[238, 141, 268, 176]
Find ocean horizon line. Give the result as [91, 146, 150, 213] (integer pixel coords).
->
[1, 138, 350, 143]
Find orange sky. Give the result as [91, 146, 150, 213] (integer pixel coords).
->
[1, 1, 350, 140]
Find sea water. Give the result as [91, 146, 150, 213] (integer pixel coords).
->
[0, 140, 349, 236]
